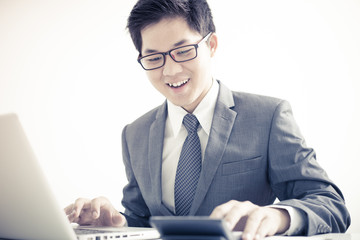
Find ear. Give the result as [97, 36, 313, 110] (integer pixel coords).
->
[208, 33, 218, 57]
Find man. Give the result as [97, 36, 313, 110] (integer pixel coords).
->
[65, 0, 350, 239]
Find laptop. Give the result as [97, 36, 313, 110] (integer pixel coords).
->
[0, 113, 160, 240]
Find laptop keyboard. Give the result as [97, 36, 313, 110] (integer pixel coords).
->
[75, 228, 126, 240]
[75, 228, 117, 234]
[74, 227, 152, 240]
[73, 227, 159, 240]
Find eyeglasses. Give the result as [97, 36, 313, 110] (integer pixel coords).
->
[137, 32, 212, 71]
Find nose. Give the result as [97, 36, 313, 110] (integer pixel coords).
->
[162, 54, 182, 76]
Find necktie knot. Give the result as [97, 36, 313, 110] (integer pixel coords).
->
[183, 114, 199, 134]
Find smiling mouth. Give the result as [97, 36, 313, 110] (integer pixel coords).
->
[167, 79, 190, 88]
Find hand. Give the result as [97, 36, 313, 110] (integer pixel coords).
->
[210, 200, 290, 240]
[64, 196, 126, 227]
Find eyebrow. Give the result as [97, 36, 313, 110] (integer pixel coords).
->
[143, 39, 189, 55]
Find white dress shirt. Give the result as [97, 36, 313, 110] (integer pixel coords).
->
[162, 80, 219, 213]
[160, 80, 304, 235]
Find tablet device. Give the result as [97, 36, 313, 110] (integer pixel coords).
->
[150, 216, 238, 240]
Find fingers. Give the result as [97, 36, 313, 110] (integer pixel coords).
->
[111, 212, 126, 226]
[242, 207, 287, 240]
[64, 197, 126, 227]
[242, 208, 268, 240]
[223, 201, 254, 230]
[93, 197, 126, 227]
[64, 204, 74, 215]
[90, 197, 105, 219]
[210, 200, 255, 230]
[210, 201, 291, 240]
[210, 200, 237, 218]
[97, 207, 126, 227]
[74, 198, 91, 219]
[250, 215, 276, 240]
[64, 198, 92, 224]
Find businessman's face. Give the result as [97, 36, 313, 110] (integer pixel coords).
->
[140, 17, 217, 113]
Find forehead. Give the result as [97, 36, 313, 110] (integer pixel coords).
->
[140, 17, 202, 54]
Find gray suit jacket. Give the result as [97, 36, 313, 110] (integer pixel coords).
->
[121, 81, 350, 235]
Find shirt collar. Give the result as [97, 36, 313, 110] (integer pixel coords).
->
[166, 79, 219, 137]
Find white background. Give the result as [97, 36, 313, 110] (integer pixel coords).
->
[0, 0, 359, 233]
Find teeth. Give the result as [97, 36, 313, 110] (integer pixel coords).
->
[168, 79, 189, 88]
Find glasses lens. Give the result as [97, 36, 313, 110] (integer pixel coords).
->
[170, 46, 197, 62]
[140, 53, 164, 70]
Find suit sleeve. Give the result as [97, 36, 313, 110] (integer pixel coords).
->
[120, 125, 151, 227]
[268, 100, 351, 235]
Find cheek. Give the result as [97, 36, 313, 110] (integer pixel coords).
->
[146, 71, 166, 92]
[190, 51, 211, 76]
[190, 60, 209, 79]
[146, 71, 160, 84]
[183, 59, 202, 76]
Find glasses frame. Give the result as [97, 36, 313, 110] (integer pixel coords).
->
[137, 32, 213, 71]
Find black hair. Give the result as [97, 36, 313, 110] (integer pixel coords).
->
[127, 0, 216, 54]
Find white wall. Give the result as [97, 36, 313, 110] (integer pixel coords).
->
[0, 0, 359, 233]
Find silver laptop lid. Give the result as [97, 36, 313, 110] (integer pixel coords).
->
[0, 113, 77, 240]
[0, 113, 160, 240]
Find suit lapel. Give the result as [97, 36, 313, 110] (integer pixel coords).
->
[148, 102, 174, 216]
[190, 82, 237, 214]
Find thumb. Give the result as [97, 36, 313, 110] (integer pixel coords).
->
[112, 212, 126, 227]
